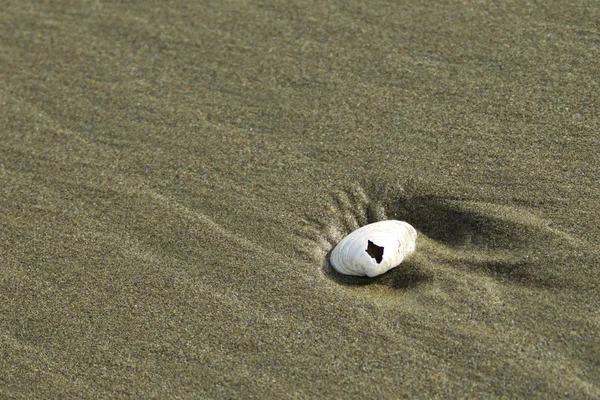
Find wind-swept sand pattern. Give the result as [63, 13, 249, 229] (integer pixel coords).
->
[1, 0, 599, 398]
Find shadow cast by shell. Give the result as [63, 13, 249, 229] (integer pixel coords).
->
[299, 183, 580, 293]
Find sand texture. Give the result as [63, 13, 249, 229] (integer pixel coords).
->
[1, 1, 599, 398]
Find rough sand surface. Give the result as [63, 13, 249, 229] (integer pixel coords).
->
[1, 1, 599, 398]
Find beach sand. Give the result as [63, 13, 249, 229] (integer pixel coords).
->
[1, 0, 599, 397]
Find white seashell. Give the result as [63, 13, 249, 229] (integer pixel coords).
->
[330, 220, 417, 277]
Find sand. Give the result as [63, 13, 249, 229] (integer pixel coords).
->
[1, 0, 599, 398]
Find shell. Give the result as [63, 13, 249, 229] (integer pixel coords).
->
[330, 220, 417, 277]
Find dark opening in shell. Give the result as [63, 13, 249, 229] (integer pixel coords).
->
[366, 240, 384, 264]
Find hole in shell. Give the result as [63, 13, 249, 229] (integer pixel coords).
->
[366, 240, 384, 263]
